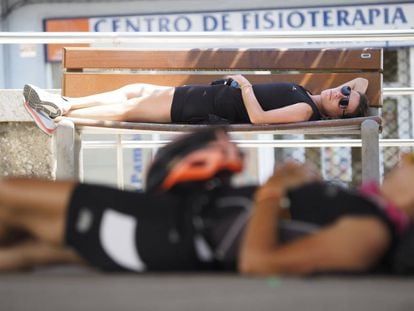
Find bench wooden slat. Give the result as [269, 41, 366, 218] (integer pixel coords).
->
[63, 48, 382, 71]
[62, 72, 382, 107]
[65, 116, 382, 135]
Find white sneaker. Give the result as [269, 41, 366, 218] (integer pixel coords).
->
[23, 84, 67, 118]
[23, 100, 57, 135]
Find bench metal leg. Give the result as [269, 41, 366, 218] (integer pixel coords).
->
[361, 119, 380, 183]
[54, 119, 80, 180]
[257, 134, 275, 183]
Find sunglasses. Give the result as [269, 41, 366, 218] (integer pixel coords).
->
[339, 85, 351, 117]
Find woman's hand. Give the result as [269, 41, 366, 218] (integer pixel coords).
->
[255, 162, 322, 202]
[226, 74, 252, 89]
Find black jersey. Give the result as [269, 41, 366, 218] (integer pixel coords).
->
[287, 182, 400, 274]
[171, 83, 321, 124]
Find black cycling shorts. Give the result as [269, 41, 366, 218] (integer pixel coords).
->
[171, 85, 216, 123]
[65, 184, 208, 272]
[171, 85, 248, 124]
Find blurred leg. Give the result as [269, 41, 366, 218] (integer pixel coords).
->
[0, 222, 27, 246]
[0, 238, 83, 271]
[0, 178, 76, 245]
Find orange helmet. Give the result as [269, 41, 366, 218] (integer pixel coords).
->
[146, 127, 244, 193]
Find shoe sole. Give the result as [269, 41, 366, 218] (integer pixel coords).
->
[23, 84, 62, 118]
[23, 100, 56, 136]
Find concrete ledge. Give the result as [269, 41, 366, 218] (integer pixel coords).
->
[0, 89, 57, 179]
[0, 89, 32, 122]
[0, 271, 413, 311]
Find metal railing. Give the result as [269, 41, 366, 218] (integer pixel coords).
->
[384, 87, 414, 96]
[1, 29, 414, 44]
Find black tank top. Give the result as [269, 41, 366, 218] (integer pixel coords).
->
[172, 82, 321, 124]
[214, 82, 321, 123]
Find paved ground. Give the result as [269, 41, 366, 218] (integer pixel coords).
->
[0, 267, 413, 311]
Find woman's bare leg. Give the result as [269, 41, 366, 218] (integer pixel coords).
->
[0, 178, 76, 245]
[0, 238, 83, 271]
[67, 83, 173, 109]
[64, 84, 175, 122]
[25, 83, 175, 121]
[0, 178, 85, 271]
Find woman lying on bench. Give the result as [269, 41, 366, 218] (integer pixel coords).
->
[0, 128, 412, 275]
[23, 75, 369, 134]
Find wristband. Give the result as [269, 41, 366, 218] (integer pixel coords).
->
[254, 188, 283, 204]
[255, 187, 292, 209]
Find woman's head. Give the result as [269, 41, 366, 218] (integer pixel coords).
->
[319, 86, 369, 119]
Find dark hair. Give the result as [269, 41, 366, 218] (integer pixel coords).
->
[146, 126, 235, 193]
[342, 91, 369, 119]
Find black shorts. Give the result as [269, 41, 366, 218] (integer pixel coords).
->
[171, 85, 248, 123]
[171, 85, 216, 123]
[65, 184, 213, 272]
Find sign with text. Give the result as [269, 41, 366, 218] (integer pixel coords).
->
[44, 2, 414, 61]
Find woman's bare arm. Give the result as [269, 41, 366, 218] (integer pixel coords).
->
[239, 162, 320, 274]
[238, 163, 390, 276]
[240, 216, 390, 276]
[339, 77, 369, 94]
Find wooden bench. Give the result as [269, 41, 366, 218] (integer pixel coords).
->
[55, 47, 383, 184]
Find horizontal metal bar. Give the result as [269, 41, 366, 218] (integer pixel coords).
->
[80, 138, 414, 149]
[383, 87, 414, 96]
[1, 30, 414, 44]
[79, 127, 362, 136]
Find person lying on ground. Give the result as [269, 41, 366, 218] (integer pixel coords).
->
[22, 76, 369, 134]
[0, 128, 412, 275]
